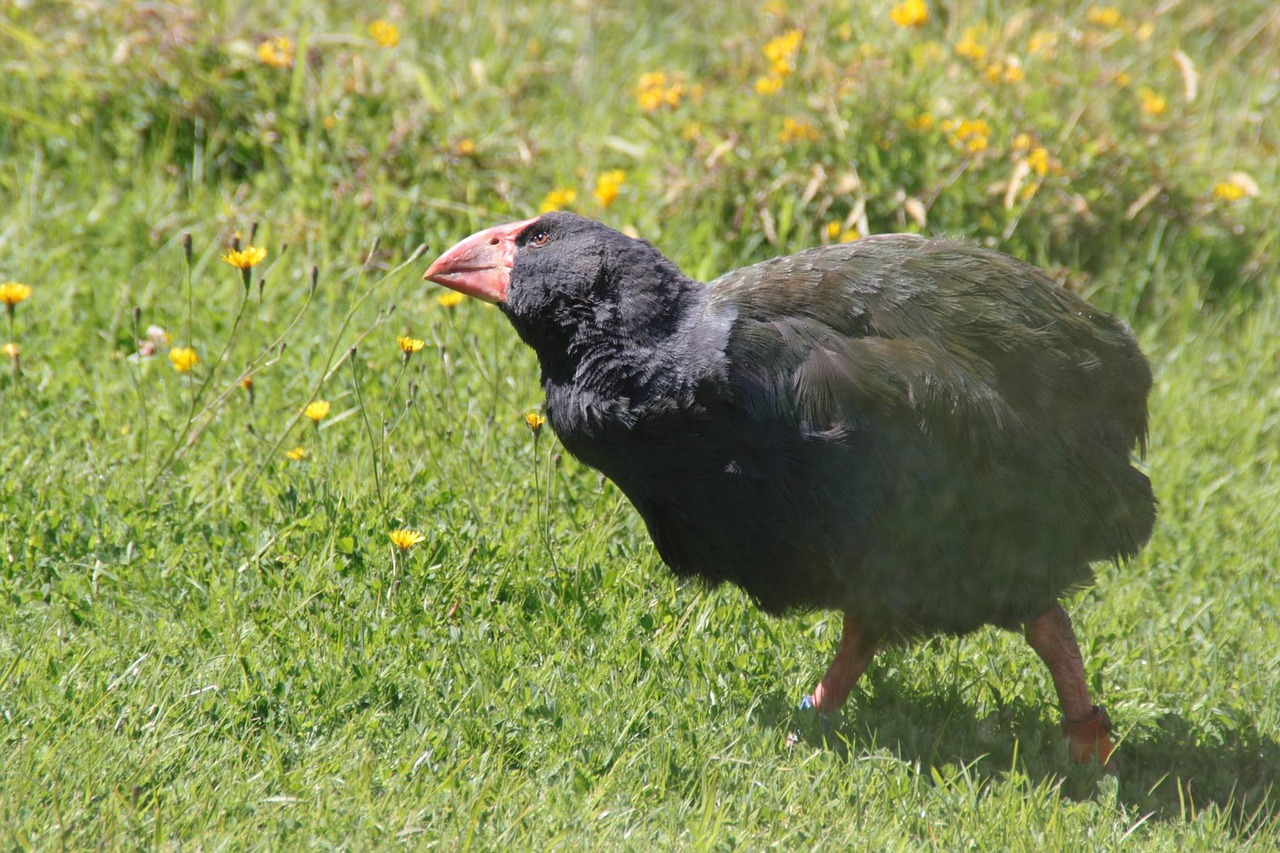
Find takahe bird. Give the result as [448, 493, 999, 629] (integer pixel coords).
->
[426, 212, 1155, 766]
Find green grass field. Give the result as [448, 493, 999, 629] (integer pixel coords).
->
[2, 0, 1278, 847]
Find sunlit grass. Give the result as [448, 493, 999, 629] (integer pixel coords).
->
[0, 0, 1277, 847]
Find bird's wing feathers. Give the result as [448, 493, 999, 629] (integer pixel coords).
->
[707, 236, 1150, 454]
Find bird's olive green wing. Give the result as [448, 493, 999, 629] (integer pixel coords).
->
[706, 235, 1150, 454]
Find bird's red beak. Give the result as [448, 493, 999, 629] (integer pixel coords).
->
[423, 217, 540, 304]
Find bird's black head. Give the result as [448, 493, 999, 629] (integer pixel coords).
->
[426, 211, 698, 361]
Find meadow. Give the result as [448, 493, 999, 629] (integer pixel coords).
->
[1, 0, 1278, 847]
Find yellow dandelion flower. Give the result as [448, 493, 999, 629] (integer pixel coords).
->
[1027, 30, 1057, 56]
[907, 112, 935, 131]
[437, 290, 465, 309]
[169, 347, 199, 373]
[1026, 146, 1051, 177]
[258, 36, 294, 69]
[0, 282, 32, 308]
[593, 170, 627, 208]
[1114, 71, 1131, 88]
[1085, 6, 1122, 28]
[1213, 182, 1245, 202]
[1013, 132, 1034, 152]
[303, 400, 331, 422]
[389, 529, 426, 550]
[889, 0, 929, 29]
[221, 246, 268, 269]
[1139, 87, 1167, 117]
[955, 27, 986, 62]
[540, 187, 577, 212]
[635, 71, 685, 112]
[524, 411, 547, 434]
[368, 19, 400, 48]
[763, 29, 803, 76]
[965, 136, 989, 154]
[754, 74, 784, 95]
[285, 446, 308, 461]
[825, 221, 860, 243]
[397, 335, 425, 356]
[453, 138, 476, 156]
[779, 116, 820, 144]
[2, 342, 18, 359]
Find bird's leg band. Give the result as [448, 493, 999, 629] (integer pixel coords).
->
[1025, 605, 1115, 766]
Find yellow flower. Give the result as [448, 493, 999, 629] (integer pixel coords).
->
[1085, 6, 1122, 28]
[1139, 87, 1167, 117]
[1013, 132, 1034, 152]
[258, 36, 294, 69]
[825, 221, 860, 243]
[221, 246, 268, 269]
[779, 116, 820, 144]
[1027, 30, 1057, 56]
[593, 170, 626, 208]
[889, 0, 929, 29]
[437, 290, 465, 309]
[397, 335, 425, 356]
[524, 411, 547, 434]
[2, 342, 18, 359]
[1026, 146, 1051, 177]
[303, 400, 331, 422]
[955, 27, 986, 62]
[636, 71, 685, 112]
[1114, 71, 1132, 88]
[907, 112, 935, 131]
[0, 282, 32, 308]
[754, 74, 784, 95]
[169, 347, 199, 373]
[763, 29, 803, 76]
[389, 529, 426, 551]
[368, 19, 400, 48]
[540, 187, 577, 212]
[285, 446, 308, 461]
[452, 138, 476, 156]
[1213, 182, 1245, 202]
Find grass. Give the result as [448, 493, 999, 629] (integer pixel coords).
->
[1, 0, 1278, 847]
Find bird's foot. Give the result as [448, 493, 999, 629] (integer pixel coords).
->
[786, 694, 833, 748]
[1062, 704, 1116, 772]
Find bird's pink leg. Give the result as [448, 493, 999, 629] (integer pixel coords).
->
[809, 614, 878, 713]
[1025, 605, 1115, 767]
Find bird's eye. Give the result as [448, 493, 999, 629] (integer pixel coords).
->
[529, 232, 550, 247]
